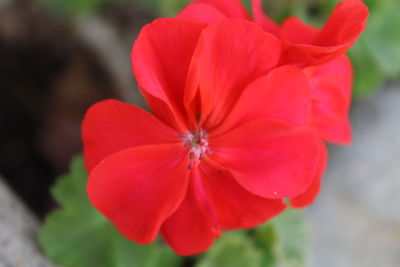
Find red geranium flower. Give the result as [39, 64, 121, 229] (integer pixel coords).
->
[179, 0, 368, 66]
[177, 0, 368, 207]
[178, 0, 367, 143]
[83, 19, 319, 255]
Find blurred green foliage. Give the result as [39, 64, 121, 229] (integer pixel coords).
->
[196, 209, 309, 267]
[40, 0, 101, 16]
[136, 0, 191, 17]
[40, 156, 309, 267]
[196, 231, 264, 267]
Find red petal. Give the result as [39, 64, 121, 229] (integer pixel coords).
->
[177, 3, 226, 24]
[291, 138, 328, 208]
[195, 0, 250, 19]
[280, 17, 319, 44]
[87, 144, 189, 244]
[280, 0, 368, 66]
[161, 168, 218, 256]
[216, 65, 311, 135]
[200, 160, 287, 230]
[185, 19, 281, 129]
[209, 119, 319, 199]
[251, 0, 280, 36]
[82, 99, 180, 171]
[306, 56, 353, 144]
[131, 18, 206, 131]
[315, 0, 369, 47]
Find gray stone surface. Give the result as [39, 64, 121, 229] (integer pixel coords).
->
[308, 84, 400, 267]
[0, 178, 54, 267]
[0, 0, 12, 8]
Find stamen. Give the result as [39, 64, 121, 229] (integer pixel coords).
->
[181, 129, 211, 169]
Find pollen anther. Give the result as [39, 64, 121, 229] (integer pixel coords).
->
[181, 129, 211, 169]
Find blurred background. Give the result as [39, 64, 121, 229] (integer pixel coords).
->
[0, 0, 399, 266]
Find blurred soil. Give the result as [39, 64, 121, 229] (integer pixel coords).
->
[0, 0, 151, 216]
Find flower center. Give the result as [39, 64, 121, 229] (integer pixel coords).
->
[181, 129, 211, 169]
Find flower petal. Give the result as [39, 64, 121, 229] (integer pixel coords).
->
[291, 139, 328, 208]
[200, 160, 287, 230]
[209, 119, 319, 199]
[162, 169, 219, 256]
[315, 0, 368, 47]
[87, 144, 189, 244]
[131, 18, 206, 131]
[251, 0, 280, 36]
[177, 2, 227, 24]
[306, 56, 353, 144]
[82, 99, 180, 171]
[216, 65, 312, 135]
[185, 19, 281, 129]
[280, 16, 319, 44]
[280, 0, 368, 66]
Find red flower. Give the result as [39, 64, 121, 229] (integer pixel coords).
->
[178, 0, 367, 143]
[179, 0, 368, 66]
[304, 56, 353, 145]
[83, 19, 319, 255]
[277, 0, 368, 66]
[177, 0, 368, 207]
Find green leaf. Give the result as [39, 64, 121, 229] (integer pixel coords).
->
[348, 36, 383, 98]
[347, 0, 400, 97]
[39, 156, 181, 267]
[363, 5, 400, 79]
[255, 209, 309, 267]
[252, 223, 278, 267]
[196, 209, 309, 267]
[195, 231, 263, 267]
